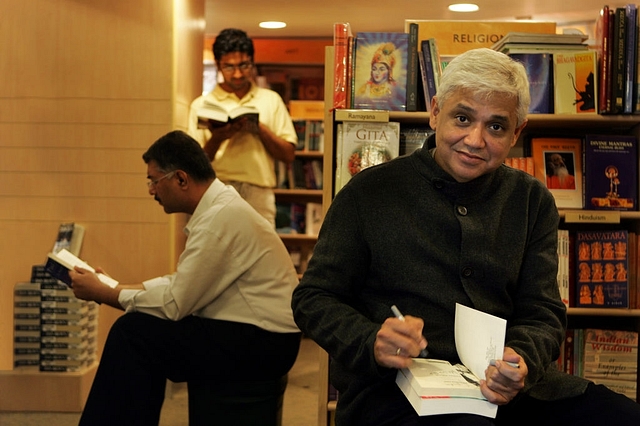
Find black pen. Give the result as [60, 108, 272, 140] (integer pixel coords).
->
[390, 305, 429, 358]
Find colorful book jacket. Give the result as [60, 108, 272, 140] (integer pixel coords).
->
[530, 137, 583, 209]
[509, 53, 554, 114]
[553, 51, 598, 114]
[334, 121, 400, 194]
[575, 230, 629, 308]
[353, 32, 409, 111]
[583, 134, 638, 211]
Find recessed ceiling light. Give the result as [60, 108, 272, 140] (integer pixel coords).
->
[449, 3, 480, 12]
[259, 21, 287, 29]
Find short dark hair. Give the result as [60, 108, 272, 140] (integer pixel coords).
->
[142, 130, 215, 182]
[213, 28, 254, 61]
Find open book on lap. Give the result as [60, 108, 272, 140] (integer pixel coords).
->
[396, 304, 508, 418]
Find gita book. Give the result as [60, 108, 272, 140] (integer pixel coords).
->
[396, 304, 508, 418]
[334, 121, 400, 194]
[352, 32, 409, 111]
[583, 134, 638, 211]
[553, 51, 598, 114]
[575, 229, 629, 308]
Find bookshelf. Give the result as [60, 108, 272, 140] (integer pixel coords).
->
[276, 100, 325, 276]
[316, 45, 640, 425]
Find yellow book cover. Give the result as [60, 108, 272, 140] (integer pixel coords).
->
[403, 20, 556, 56]
[553, 51, 598, 114]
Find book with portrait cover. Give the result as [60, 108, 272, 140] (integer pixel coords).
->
[583, 134, 638, 211]
[553, 51, 598, 115]
[352, 32, 409, 111]
[530, 137, 583, 209]
[575, 230, 629, 308]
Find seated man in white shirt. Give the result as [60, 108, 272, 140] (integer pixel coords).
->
[69, 130, 301, 426]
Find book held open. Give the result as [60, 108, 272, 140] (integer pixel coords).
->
[396, 304, 508, 418]
[45, 249, 119, 289]
[196, 102, 259, 129]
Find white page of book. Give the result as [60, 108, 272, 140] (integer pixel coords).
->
[454, 303, 507, 380]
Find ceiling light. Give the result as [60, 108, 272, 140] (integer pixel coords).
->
[259, 21, 287, 29]
[449, 3, 480, 12]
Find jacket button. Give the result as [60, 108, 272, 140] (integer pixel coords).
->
[457, 205, 468, 215]
[462, 267, 472, 277]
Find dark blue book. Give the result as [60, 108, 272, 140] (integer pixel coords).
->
[420, 40, 437, 110]
[509, 53, 554, 114]
[583, 134, 638, 211]
[575, 229, 629, 308]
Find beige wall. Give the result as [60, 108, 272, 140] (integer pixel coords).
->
[0, 0, 205, 369]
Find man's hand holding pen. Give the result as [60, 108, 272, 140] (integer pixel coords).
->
[374, 306, 428, 369]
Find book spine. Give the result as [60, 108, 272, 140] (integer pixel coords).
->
[332, 23, 352, 110]
[406, 23, 419, 112]
[624, 4, 637, 113]
[612, 7, 627, 114]
[420, 40, 437, 110]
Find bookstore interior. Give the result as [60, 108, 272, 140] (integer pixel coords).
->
[4, 3, 640, 425]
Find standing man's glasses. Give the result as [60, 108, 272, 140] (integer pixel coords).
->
[219, 62, 253, 73]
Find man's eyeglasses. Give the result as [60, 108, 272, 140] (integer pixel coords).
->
[147, 171, 175, 189]
[219, 61, 253, 73]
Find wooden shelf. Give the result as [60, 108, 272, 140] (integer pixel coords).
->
[568, 308, 640, 317]
[274, 189, 323, 204]
[278, 233, 318, 243]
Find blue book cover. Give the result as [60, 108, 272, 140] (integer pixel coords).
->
[420, 40, 437, 111]
[575, 229, 629, 308]
[353, 32, 409, 111]
[509, 53, 554, 114]
[583, 134, 638, 211]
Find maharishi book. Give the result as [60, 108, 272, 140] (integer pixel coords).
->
[352, 32, 409, 111]
[396, 304, 507, 418]
[530, 137, 583, 209]
[575, 230, 629, 308]
[583, 134, 638, 211]
[553, 51, 598, 114]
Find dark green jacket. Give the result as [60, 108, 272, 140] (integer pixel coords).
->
[292, 136, 589, 425]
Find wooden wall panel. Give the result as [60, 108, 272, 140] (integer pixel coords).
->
[0, 0, 205, 373]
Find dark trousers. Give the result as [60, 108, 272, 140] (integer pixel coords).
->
[79, 312, 301, 426]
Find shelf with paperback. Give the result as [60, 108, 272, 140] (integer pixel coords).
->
[276, 100, 326, 276]
[317, 44, 640, 424]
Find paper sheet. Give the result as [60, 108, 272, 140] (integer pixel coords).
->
[454, 303, 507, 380]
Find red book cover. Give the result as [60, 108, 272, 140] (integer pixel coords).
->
[595, 5, 612, 113]
[332, 23, 352, 110]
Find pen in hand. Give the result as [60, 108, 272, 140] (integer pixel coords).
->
[390, 305, 429, 358]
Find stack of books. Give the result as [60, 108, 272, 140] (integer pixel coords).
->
[491, 31, 594, 115]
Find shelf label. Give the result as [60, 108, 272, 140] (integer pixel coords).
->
[334, 109, 389, 122]
[564, 210, 621, 224]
